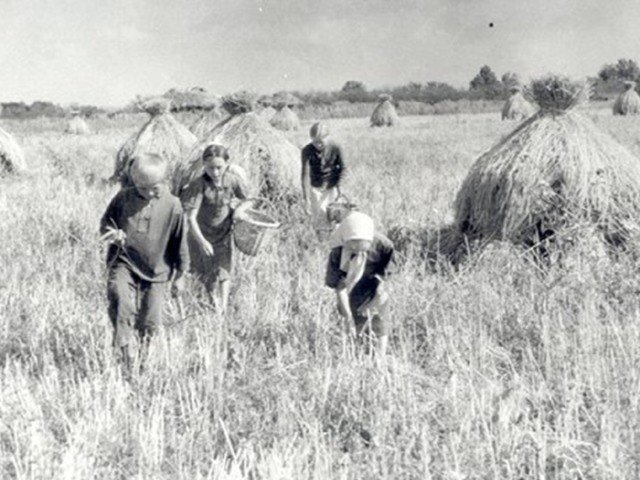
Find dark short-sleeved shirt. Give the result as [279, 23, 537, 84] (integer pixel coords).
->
[100, 187, 190, 282]
[181, 170, 249, 242]
[325, 232, 394, 310]
[301, 141, 345, 189]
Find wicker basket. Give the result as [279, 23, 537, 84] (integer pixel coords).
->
[233, 200, 280, 256]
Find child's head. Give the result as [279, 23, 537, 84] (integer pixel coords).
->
[130, 153, 168, 199]
[309, 122, 329, 149]
[202, 144, 229, 184]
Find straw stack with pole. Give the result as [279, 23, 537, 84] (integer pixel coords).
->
[501, 85, 536, 121]
[112, 98, 198, 195]
[0, 125, 26, 176]
[65, 112, 90, 134]
[445, 75, 640, 259]
[269, 92, 301, 131]
[613, 80, 640, 116]
[370, 94, 399, 127]
[175, 91, 301, 205]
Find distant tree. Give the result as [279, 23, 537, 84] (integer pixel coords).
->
[501, 72, 520, 89]
[470, 65, 503, 99]
[340, 81, 368, 102]
[599, 58, 640, 82]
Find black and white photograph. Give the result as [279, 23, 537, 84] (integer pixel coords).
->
[2, 1, 640, 478]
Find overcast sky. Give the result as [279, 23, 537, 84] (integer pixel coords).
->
[0, 0, 638, 106]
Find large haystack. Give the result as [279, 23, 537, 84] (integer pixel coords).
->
[613, 81, 640, 116]
[66, 115, 90, 134]
[113, 98, 198, 194]
[452, 75, 640, 255]
[189, 109, 227, 140]
[370, 94, 399, 127]
[0, 125, 26, 175]
[501, 87, 536, 120]
[269, 105, 300, 131]
[175, 92, 300, 203]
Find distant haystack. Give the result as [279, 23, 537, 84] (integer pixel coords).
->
[370, 94, 399, 127]
[270, 105, 301, 131]
[113, 98, 198, 194]
[189, 109, 227, 140]
[66, 114, 90, 134]
[176, 91, 300, 203]
[613, 81, 640, 116]
[0, 125, 26, 175]
[163, 87, 220, 111]
[271, 92, 302, 109]
[257, 105, 276, 122]
[501, 86, 536, 120]
[452, 75, 640, 257]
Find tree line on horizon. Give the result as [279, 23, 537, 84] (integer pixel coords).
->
[1, 59, 639, 119]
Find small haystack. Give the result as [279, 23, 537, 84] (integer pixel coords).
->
[501, 86, 536, 120]
[66, 114, 90, 134]
[0, 125, 26, 175]
[370, 94, 399, 127]
[270, 105, 301, 131]
[258, 105, 276, 122]
[113, 98, 198, 194]
[189, 109, 227, 140]
[175, 91, 300, 203]
[613, 81, 640, 116]
[452, 75, 640, 256]
[269, 92, 302, 131]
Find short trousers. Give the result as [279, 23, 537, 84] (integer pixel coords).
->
[350, 276, 389, 336]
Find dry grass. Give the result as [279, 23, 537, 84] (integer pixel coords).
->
[2, 111, 640, 478]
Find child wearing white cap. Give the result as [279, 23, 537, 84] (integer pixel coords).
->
[325, 211, 394, 356]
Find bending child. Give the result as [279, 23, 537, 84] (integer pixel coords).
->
[325, 210, 394, 356]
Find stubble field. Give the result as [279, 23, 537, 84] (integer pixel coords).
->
[2, 108, 640, 479]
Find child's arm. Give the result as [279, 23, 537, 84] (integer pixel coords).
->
[300, 149, 311, 213]
[186, 208, 213, 256]
[99, 193, 126, 244]
[327, 145, 345, 189]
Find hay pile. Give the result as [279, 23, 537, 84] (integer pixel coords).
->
[66, 115, 90, 134]
[113, 98, 198, 194]
[175, 91, 301, 203]
[370, 94, 399, 127]
[256, 95, 276, 121]
[270, 105, 300, 131]
[0, 125, 26, 175]
[613, 81, 640, 116]
[501, 86, 535, 120]
[452, 75, 640, 256]
[189, 109, 227, 140]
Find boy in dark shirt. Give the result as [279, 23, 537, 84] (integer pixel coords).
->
[326, 211, 394, 356]
[100, 153, 189, 371]
[301, 122, 345, 234]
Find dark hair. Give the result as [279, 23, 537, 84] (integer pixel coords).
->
[202, 144, 229, 162]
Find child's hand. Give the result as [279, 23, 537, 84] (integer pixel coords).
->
[100, 227, 126, 246]
[171, 275, 185, 297]
[200, 239, 214, 256]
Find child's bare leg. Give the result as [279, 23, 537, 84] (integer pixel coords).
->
[219, 279, 230, 314]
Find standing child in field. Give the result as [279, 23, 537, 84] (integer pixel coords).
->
[100, 153, 189, 372]
[181, 144, 251, 314]
[301, 122, 345, 234]
[325, 210, 394, 356]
